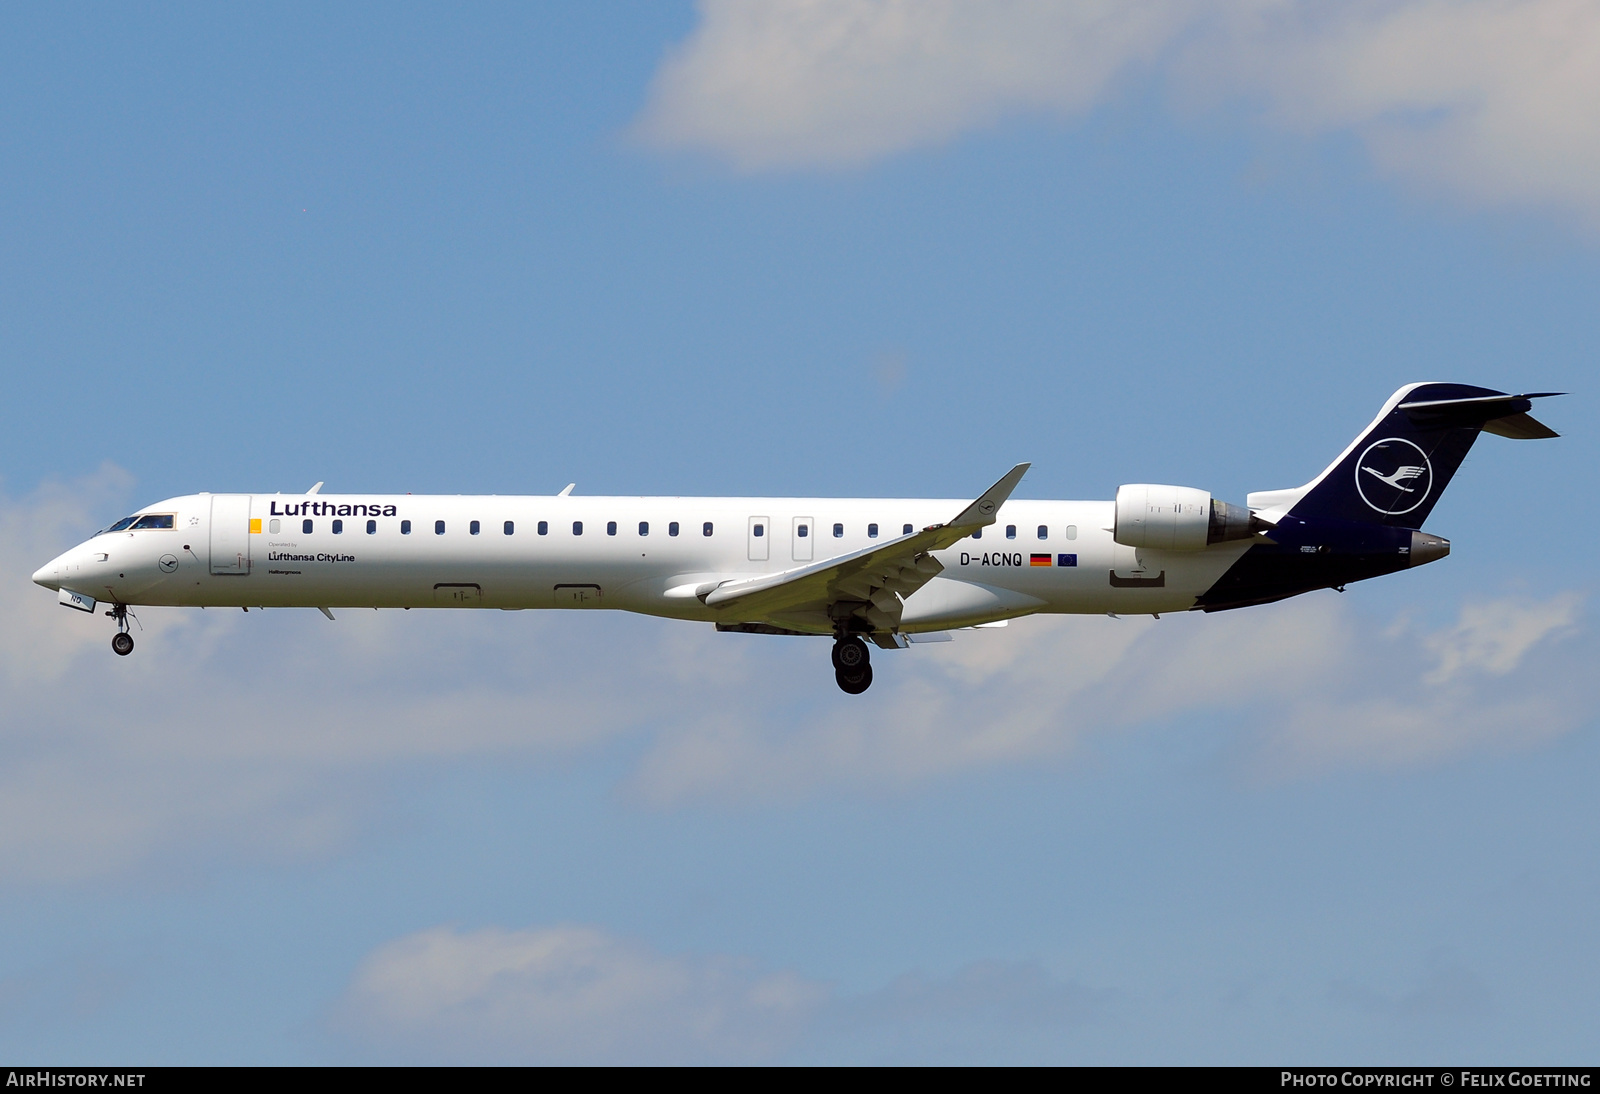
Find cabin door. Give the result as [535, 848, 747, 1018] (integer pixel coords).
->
[209, 495, 252, 575]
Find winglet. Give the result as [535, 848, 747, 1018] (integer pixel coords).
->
[306, 481, 324, 495]
[945, 463, 1030, 530]
[558, 483, 576, 497]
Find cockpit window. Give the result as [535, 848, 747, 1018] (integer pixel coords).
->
[101, 516, 138, 534]
[130, 514, 175, 530]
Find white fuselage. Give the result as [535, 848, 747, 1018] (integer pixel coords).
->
[34, 492, 1257, 631]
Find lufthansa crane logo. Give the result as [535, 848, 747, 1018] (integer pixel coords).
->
[1354, 438, 1433, 515]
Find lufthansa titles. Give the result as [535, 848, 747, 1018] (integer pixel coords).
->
[266, 552, 356, 563]
[267, 501, 398, 517]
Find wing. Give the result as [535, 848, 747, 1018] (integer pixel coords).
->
[702, 463, 1031, 640]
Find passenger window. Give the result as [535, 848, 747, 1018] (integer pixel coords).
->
[1006, 525, 1016, 539]
[504, 521, 514, 535]
[269, 519, 281, 534]
[833, 523, 843, 538]
[435, 520, 445, 535]
[607, 521, 617, 536]
[1066, 525, 1077, 541]
[332, 519, 343, 534]
[753, 524, 764, 537]
[367, 519, 377, 534]
[972, 528, 981, 539]
[868, 523, 878, 538]
[703, 522, 713, 537]
[131, 514, 175, 530]
[903, 524, 913, 535]
[639, 521, 648, 536]
[573, 521, 583, 536]
[401, 520, 412, 535]
[538, 521, 548, 536]
[1038, 525, 1048, 539]
[470, 520, 480, 535]
[797, 524, 808, 538]
[303, 519, 313, 534]
[669, 522, 679, 537]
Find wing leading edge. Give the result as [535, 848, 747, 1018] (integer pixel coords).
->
[702, 463, 1031, 641]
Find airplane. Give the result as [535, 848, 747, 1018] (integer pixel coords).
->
[32, 383, 1561, 694]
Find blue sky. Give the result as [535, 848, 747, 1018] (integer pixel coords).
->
[1, 1, 1597, 1063]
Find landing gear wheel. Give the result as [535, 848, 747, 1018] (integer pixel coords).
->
[835, 663, 872, 694]
[111, 632, 134, 656]
[832, 636, 869, 671]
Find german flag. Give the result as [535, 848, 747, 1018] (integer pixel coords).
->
[1030, 553, 1052, 567]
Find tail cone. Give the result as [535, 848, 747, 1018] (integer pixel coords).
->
[1409, 531, 1450, 567]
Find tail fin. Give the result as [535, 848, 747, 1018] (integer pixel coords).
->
[1249, 383, 1562, 528]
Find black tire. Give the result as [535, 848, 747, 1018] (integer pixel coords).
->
[111, 632, 134, 657]
[832, 636, 869, 671]
[835, 663, 872, 694]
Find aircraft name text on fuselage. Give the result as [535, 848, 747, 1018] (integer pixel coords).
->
[266, 501, 399, 517]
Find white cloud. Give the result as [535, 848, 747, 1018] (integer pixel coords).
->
[629, 590, 1591, 802]
[334, 924, 825, 1064]
[0, 471, 1588, 882]
[1423, 591, 1579, 684]
[333, 921, 1113, 1063]
[634, 0, 1191, 171]
[634, 0, 1600, 227]
[1213, 0, 1600, 223]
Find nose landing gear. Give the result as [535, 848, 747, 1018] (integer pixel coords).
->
[106, 603, 135, 656]
[833, 635, 872, 694]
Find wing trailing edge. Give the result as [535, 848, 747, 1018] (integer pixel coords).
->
[701, 463, 1031, 633]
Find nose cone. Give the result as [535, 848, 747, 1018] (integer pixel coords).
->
[33, 558, 63, 590]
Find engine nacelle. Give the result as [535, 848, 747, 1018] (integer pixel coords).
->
[1114, 485, 1258, 550]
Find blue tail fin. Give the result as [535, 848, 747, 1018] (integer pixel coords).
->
[1250, 383, 1562, 528]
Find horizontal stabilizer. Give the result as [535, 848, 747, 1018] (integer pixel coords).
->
[1482, 411, 1560, 440]
[1399, 391, 1564, 438]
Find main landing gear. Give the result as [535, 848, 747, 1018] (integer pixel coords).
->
[107, 603, 135, 656]
[832, 635, 872, 694]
